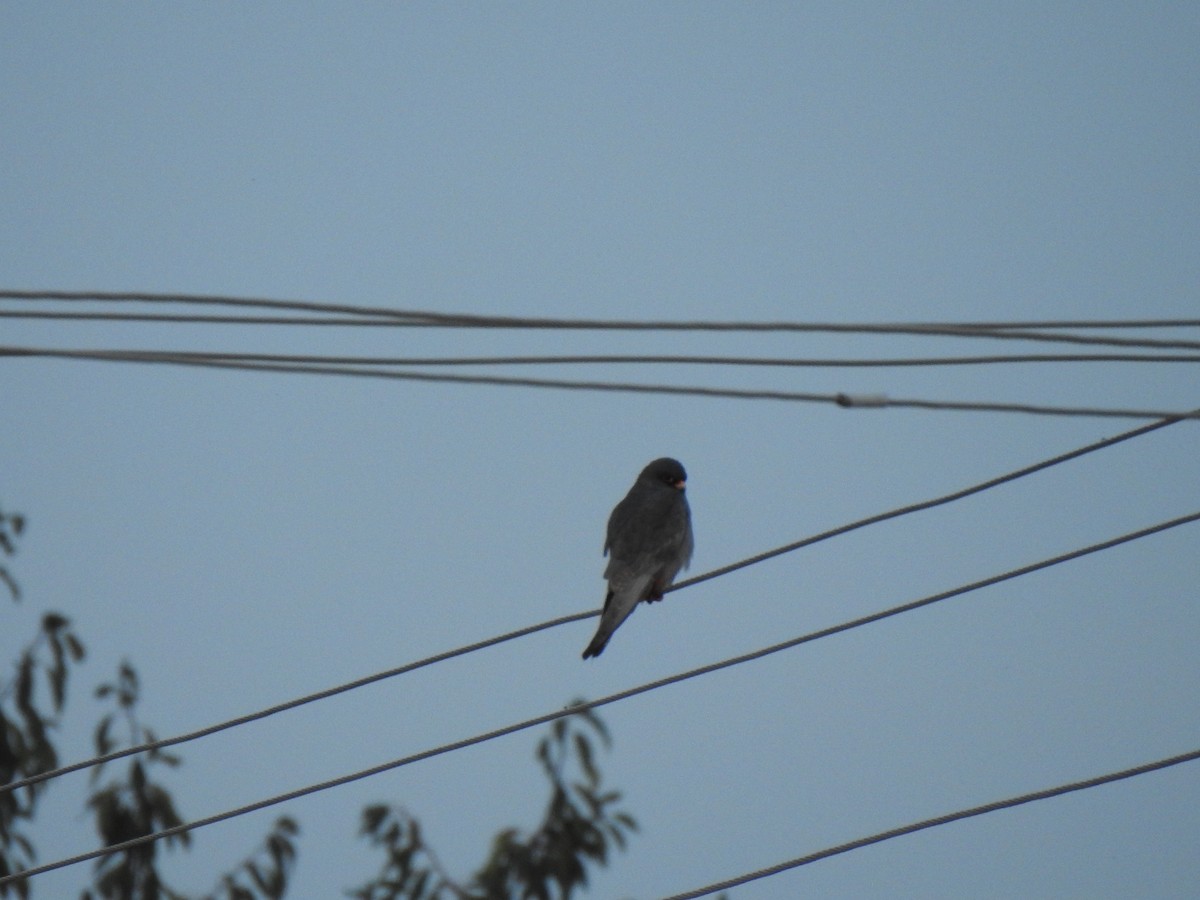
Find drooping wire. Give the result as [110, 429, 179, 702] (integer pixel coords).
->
[0, 310, 407, 327]
[5, 348, 1198, 421]
[6, 346, 1200, 368]
[0, 409, 1189, 800]
[660, 747, 1200, 899]
[3, 509, 1196, 889]
[2, 290, 1200, 349]
[3, 289, 1200, 331]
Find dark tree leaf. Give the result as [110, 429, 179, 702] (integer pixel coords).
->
[65, 634, 86, 662]
[574, 733, 597, 786]
[14, 659, 33, 716]
[361, 804, 388, 836]
[0, 570, 20, 603]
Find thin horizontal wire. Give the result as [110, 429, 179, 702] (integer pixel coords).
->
[0, 408, 1189, 800]
[3, 291, 1200, 348]
[933, 319, 1200, 330]
[5, 309, 1200, 351]
[4, 288, 1200, 332]
[6, 346, 1200, 368]
[662, 747, 1200, 899]
[4, 510, 1196, 889]
[0, 311, 410, 327]
[0, 290, 439, 323]
[8, 349, 1200, 421]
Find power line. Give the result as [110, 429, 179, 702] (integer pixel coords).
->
[2, 409, 1189, 799]
[3, 290, 1200, 348]
[4, 308, 1199, 353]
[924, 319, 1200, 330]
[7, 348, 1199, 421]
[0, 290, 440, 324]
[0, 610, 592, 798]
[3, 289, 1199, 332]
[661, 747, 1200, 899]
[673, 411, 1190, 590]
[0, 311, 408, 327]
[6, 345, 1200, 368]
[3, 509, 1197, 888]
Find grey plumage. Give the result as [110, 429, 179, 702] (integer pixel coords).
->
[582, 457, 694, 659]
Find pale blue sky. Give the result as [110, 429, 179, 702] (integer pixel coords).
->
[3, 5, 1199, 898]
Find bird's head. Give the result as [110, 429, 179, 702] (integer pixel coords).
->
[641, 457, 687, 491]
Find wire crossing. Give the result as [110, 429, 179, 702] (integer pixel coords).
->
[7, 346, 1200, 368]
[3, 290, 1200, 348]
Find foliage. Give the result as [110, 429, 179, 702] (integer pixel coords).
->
[81, 662, 190, 900]
[79, 666, 300, 900]
[196, 817, 298, 900]
[0, 611, 87, 898]
[2, 506, 637, 899]
[349, 703, 637, 900]
[0, 506, 25, 603]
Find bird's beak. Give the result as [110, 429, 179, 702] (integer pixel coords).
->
[674, 479, 686, 490]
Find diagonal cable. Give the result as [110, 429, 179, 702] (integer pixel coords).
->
[2, 508, 1197, 888]
[661, 747, 1200, 899]
[0, 410, 1189, 799]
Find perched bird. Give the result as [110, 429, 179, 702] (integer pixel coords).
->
[582, 457, 694, 659]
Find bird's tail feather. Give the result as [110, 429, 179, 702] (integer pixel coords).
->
[581, 632, 609, 659]
[581, 577, 650, 660]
